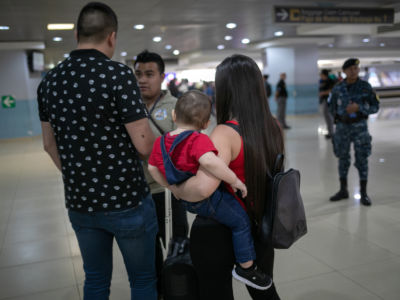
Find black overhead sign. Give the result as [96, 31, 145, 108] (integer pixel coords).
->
[274, 7, 394, 24]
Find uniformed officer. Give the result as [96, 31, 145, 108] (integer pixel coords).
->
[328, 58, 379, 206]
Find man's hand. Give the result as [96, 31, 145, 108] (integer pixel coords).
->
[346, 102, 359, 114]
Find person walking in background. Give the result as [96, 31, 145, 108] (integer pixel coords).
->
[263, 74, 272, 100]
[168, 78, 179, 98]
[328, 58, 380, 206]
[275, 73, 290, 129]
[319, 69, 336, 139]
[37, 2, 158, 299]
[133, 50, 189, 296]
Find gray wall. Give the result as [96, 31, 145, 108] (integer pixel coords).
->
[0, 50, 42, 139]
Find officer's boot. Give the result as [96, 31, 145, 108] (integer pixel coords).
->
[360, 180, 371, 206]
[330, 178, 349, 201]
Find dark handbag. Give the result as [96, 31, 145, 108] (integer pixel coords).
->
[162, 237, 199, 300]
[259, 154, 307, 249]
[161, 190, 199, 300]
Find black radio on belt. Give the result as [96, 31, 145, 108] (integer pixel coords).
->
[335, 113, 368, 124]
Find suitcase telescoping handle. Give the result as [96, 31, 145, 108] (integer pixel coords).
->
[162, 188, 173, 258]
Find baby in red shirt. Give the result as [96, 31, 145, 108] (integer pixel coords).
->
[148, 90, 272, 290]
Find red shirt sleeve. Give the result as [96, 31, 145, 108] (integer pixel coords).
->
[189, 132, 218, 161]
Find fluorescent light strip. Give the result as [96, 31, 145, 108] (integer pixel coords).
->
[134, 24, 145, 30]
[153, 36, 162, 42]
[47, 23, 74, 30]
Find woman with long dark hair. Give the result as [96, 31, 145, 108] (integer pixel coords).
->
[170, 54, 284, 299]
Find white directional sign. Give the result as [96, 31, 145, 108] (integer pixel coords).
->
[276, 8, 289, 21]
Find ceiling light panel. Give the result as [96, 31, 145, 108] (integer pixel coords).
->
[133, 24, 145, 30]
[153, 36, 162, 42]
[47, 24, 74, 30]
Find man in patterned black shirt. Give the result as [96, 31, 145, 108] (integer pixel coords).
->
[37, 2, 158, 299]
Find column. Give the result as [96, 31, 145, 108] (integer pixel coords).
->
[263, 45, 319, 115]
[0, 50, 42, 139]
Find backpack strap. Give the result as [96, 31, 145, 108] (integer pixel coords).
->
[222, 122, 240, 135]
[273, 154, 284, 175]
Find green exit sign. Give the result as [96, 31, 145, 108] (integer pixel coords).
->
[1, 95, 16, 108]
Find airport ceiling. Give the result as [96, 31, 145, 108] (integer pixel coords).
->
[0, 0, 400, 67]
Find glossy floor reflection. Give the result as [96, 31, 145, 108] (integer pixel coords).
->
[0, 112, 399, 300]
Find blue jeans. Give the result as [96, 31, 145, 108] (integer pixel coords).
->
[68, 194, 158, 300]
[184, 187, 256, 263]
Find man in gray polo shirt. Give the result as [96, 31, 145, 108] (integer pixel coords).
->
[134, 50, 189, 293]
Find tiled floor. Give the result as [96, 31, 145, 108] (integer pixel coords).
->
[0, 111, 399, 300]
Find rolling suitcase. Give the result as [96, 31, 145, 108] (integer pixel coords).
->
[161, 189, 199, 300]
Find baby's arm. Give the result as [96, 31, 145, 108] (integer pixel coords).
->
[198, 152, 247, 197]
[148, 164, 169, 188]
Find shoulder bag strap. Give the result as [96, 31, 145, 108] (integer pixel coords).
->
[148, 114, 165, 135]
[273, 154, 284, 175]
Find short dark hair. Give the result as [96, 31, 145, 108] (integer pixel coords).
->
[134, 50, 165, 74]
[263, 74, 269, 80]
[77, 2, 118, 43]
[175, 91, 211, 129]
[320, 69, 330, 77]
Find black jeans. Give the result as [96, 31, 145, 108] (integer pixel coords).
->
[190, 216, 280, 300]
[152, 191, 189, 293]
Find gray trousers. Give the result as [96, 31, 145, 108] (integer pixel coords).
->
[321, 101, 334, 135]
[276, 96, 288, 127]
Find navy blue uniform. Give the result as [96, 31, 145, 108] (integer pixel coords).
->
[328, 78, 379, 180]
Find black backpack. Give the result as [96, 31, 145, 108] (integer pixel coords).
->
[259, 154, 307, 249]
[223, 122, 307, 249]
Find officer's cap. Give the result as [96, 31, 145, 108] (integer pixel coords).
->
[342, 58, 360, 70]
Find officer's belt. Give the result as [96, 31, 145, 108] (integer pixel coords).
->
[335, 113, 368, 124]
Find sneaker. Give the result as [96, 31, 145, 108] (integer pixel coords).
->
[232, 265, 272, 290]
